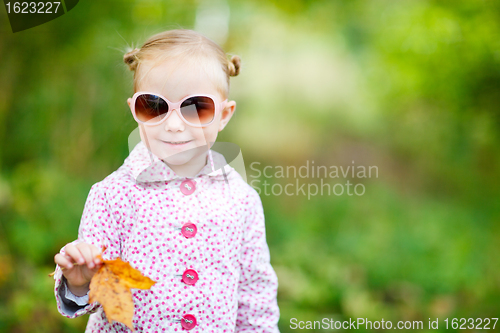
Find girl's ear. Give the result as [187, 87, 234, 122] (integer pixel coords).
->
[219, 101, 236, 132]
[127, 98, 133, 109]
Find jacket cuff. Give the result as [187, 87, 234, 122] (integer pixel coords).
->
[53, 265, 100, 318]
[62, 276, 89, 306]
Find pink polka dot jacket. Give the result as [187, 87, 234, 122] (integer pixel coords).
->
[52, 141, 280, 332]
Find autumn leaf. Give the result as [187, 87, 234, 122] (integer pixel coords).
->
[88, 252, 156, 331]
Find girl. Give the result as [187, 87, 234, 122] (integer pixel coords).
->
[52, 29, 280, 332]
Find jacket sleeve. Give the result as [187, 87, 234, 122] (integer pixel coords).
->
[53, 181, 122, 318]
[56, 275, 90, 317]
[235, 188, 280, 332]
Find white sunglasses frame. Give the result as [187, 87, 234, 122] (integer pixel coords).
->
[130, 91, 228, 128]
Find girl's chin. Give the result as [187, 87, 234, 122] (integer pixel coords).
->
[154, 145, 208, 165]
[161, 155, 192, 166]
[156, 150, 192, 163]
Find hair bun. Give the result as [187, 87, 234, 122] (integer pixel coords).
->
[124, 48, 140, 71]
[228, 55, 241, 77]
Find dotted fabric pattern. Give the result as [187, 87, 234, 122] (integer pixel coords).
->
[52, 141, 280, 332]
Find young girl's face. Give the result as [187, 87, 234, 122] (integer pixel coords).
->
[127, 58, 236, 176]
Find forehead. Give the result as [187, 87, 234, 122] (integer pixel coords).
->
[138, 57, 223, 101]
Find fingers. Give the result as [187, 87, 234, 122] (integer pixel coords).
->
[64, 243, 84, 267]
[54, 253, 74, 269]
[76, 243, 101, 269]
[62, 243, 103, 270]
[89, 245, 102, 266]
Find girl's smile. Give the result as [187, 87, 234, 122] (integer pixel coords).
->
[162, 139, 194, 147]
[163, 140, 193, 144]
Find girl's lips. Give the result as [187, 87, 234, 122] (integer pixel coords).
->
[162, 140, 193, 147]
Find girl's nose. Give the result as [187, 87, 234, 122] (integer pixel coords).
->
[164, 109, 185, 132]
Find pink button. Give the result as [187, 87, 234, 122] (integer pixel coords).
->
[182, 269, 199, 285]
[180, 179, 196, 195]
[181, 314, 197, 330]
[181, 223, 197, 238]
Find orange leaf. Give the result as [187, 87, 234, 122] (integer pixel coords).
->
[88, 253, 156, 331]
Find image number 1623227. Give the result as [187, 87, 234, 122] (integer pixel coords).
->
[5, 2, 61, 14]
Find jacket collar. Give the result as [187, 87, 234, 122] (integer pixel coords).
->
[125, 141, 232, 183]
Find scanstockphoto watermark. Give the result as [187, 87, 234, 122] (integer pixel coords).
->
[290, 317, 499, 330]
[249, 160, 378, 199]
[290, 317, 426, 330]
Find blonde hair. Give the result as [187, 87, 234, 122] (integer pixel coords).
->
[123, 29, 241, 99]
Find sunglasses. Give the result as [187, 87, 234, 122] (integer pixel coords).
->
[130, 92, 228, 127]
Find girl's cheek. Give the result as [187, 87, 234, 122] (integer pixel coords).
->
[190, 135, 207, 147]
[202, 128, 217, 142]
[195, 131, 210, 144]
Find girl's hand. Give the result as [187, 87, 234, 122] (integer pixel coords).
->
[54, 242, 103, 296]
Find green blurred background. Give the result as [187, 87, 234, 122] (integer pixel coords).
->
[1, 0, 499, 332]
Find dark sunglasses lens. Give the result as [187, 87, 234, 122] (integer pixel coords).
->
[180, 96, 215, 125]
[135, 94, 168, 123]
